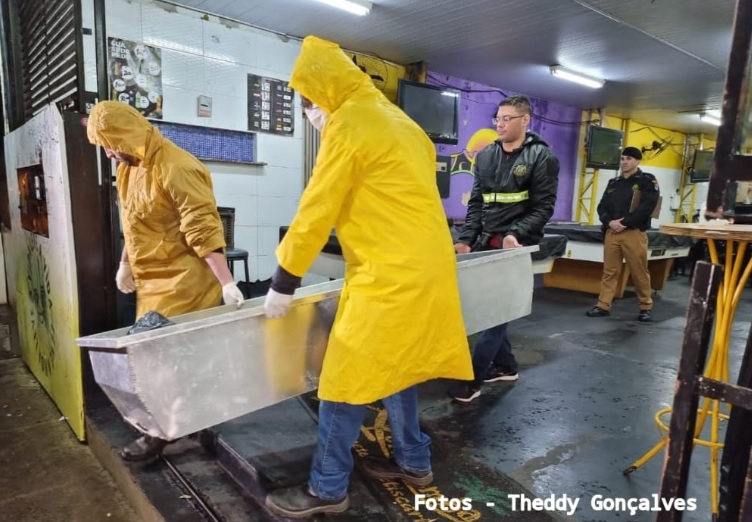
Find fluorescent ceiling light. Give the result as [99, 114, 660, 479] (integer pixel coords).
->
[699, 113, 721, 126]
[441, 91, 459, 97]
[314, 0, 372, 16]
[549, 65, 604, 89]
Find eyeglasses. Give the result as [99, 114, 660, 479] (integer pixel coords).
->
[492, 115, 525, 125]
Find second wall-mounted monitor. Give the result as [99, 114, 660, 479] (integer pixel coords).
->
[690, 149, 714, 183]
[586, 125, 624, 170]
[397, 80, 460, 145]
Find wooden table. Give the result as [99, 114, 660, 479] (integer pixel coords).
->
[625, 222, 752, 517]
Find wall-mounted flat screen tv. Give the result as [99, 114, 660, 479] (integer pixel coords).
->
[397, 79, 460, 145]
[586, 126, 624, 170]
[690, 149, 714, 183]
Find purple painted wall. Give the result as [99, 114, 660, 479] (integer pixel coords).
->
[429, 73, 581, 221]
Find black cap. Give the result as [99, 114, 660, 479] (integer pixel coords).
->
[622, 147, 642, 160]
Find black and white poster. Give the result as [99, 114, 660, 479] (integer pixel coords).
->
[247, 74, 294, 136]
[108, 38, 163, 119]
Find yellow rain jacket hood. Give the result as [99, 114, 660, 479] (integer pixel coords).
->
[87, 101, 224, 317]
[279, 36, 472, 405]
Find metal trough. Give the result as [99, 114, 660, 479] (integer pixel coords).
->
[77, 247, 537, 440]
[309, 243, 558, 278]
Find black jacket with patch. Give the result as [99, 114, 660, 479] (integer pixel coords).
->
[597, 169, 660, 232]
[458, 132, 560, 246]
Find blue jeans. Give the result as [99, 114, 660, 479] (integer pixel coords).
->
[471, 322, 518, 386]
[308, 386, 431, 500]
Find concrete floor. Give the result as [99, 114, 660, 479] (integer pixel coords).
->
[0, 307, 136, 522]
[1, 272, 746, 521]
[417, 274, 746, 522]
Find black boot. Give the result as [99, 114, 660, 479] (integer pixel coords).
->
[119, 435, 170, 462]
[447, 381, 481, 403]
[586, 306, 610, 317]
[265, 484, 349, 518]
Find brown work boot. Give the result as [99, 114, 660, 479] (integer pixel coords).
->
[360, 457, 433, 487]
[119, 435, 170, 462]
[265, 484, 349, 518]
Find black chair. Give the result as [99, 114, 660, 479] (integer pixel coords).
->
[218, 207, 250, 297]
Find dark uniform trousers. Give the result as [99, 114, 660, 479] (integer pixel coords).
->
[597, 229, 653, 311]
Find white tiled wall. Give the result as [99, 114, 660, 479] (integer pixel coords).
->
[82, 0, 316, 283]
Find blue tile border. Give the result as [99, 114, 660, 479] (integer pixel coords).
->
[151, 120, 260, 165]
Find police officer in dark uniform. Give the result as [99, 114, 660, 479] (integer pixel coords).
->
[448, 95, 560, 402]
[586, 146, 660, 322]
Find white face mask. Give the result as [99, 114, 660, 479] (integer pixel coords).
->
[304, 106, 328, 132]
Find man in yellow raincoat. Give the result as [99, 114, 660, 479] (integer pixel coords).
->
[87, 101, 245, 461]
[262, 36, 473, 518]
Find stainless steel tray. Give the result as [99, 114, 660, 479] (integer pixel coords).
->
[78, 247, 537, 440]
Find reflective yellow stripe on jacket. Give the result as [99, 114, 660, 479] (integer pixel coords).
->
[483, 190, 529, 204]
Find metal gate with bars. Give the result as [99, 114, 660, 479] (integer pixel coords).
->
[3, 0, 84, 129]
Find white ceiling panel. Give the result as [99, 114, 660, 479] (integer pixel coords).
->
[166, 0, 738, 133]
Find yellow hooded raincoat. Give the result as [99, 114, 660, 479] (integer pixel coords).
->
[279, 36, 473, 405]
[87, 101, 224, 318]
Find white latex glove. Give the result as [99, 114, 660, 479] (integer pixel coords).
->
[222, 282, 245, 308]
[115, 262, 136, 294]
[264, 288, 294, 319]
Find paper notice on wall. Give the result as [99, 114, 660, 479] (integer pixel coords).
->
[247, 74, 294, 136]
[108, 38, 163, 119]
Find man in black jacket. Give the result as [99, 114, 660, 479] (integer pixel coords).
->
[586, 147, 660, 323]
[449, 95, 560, 403]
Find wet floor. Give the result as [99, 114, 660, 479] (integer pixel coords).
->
[0, 305, 137, 522]
[413, 275, 746, 522]
[176, 274, 742, 522]
[50, 273, 750, 521]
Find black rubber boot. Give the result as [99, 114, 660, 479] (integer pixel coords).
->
[586, 306, 610, 317]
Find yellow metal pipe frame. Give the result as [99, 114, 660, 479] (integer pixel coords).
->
[675, 135, 697, 223]
[575, 170, 597, 223]
[623, 237, 752, 518]
[576, 110, 598, 223]
[675, 134, 704, 223]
